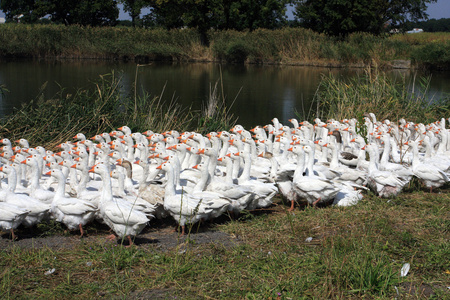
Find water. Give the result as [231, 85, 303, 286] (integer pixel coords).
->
[0, 60, 449, 128]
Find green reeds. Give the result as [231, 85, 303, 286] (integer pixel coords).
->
[0, 70, 236, 150]
[1, 24, 449, 68]
[314, 67, 449, 124]
[0, 24, 206, 60]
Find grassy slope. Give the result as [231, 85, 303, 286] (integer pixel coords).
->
[0, 24, 449, 69]
[1, 185, 449, 299]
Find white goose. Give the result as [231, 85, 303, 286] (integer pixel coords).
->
[116, 159, 167, 219]
[0, 164, 50, 228]
[157, 161, 215, 235]
[365, 143, 409, 198]
[291, 145, 340, 207]
[46, 169, 97, 237]
[20, 156, 55, 204]
[0, 202, 29, 239]
[89, 164, 150, 245]
[232, 150, 277, 209]
[109, 169, 158, 217]
[405, 140, 449, 192]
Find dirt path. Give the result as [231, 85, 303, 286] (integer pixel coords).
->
[0, 215, 243, 252]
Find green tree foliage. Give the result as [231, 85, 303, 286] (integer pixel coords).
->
[2, 0, 291, 31]
[294, 0, 437, 36]
[146, 0, 290, 32]
[42, 0, 119, 26]
[405, 18, 450, 32]
[1, 0, 119, 26]
[223, 0, 290, 30]
[0, 0, 43, 23]
[119, 0, 147, 27]
[143, 1, 184, 29]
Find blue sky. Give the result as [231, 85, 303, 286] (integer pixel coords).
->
[1, 1, 449, 21]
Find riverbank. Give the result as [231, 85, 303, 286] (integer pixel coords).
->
[1, 24, 449, 69]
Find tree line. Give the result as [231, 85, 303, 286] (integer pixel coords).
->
[1, 0, 441, 37]
[405, 18, 450, 32]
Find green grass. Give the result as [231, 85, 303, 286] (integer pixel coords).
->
[1, 188, 449, 299]
[314, 67, 450, 124]
[0, 69, 236, 151]
[1, 24, 449, 69]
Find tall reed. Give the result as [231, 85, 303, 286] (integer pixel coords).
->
[314, 67, 449, 124]
[0, 70, 236, 149]
[1, 24, 449, 68]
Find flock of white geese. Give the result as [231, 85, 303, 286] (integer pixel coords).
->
[0, 113, 449, 244]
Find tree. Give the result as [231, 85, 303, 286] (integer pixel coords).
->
[38, 0, 119, 26]
[146, 0, 291, 34]
[0, 0, 43, 23]
[227, 0, 290, 31]
[143, 1, 184, 29]
[147, 0, 224, 45]
[293, 0, 438, 36]
[120, 0, 148, 27]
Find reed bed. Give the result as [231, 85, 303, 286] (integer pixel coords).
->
[1, 67, 448, 150]
[0, 71, 236, 150]
[1, 24, 449, 68]
[314, 68, 450, 124]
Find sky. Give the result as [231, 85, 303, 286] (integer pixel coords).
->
[1, 1, 449, 21]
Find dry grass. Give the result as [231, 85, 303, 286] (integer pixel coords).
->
[389, 32, 450, 44]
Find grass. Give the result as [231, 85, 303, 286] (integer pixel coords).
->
[0, 24, 449, 69]
[314, 67, 450, 124]
[0, 68, 236, 150]
[0, 57, 449, 298]
[0, 187, 449, 299]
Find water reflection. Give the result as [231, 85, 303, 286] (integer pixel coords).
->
[0, 60, 448, 128]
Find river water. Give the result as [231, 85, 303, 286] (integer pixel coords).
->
[0, 60, 449, 128]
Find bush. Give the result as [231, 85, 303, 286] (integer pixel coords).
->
[225, 42, 251, 63]
[411, 42, 450, 69]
